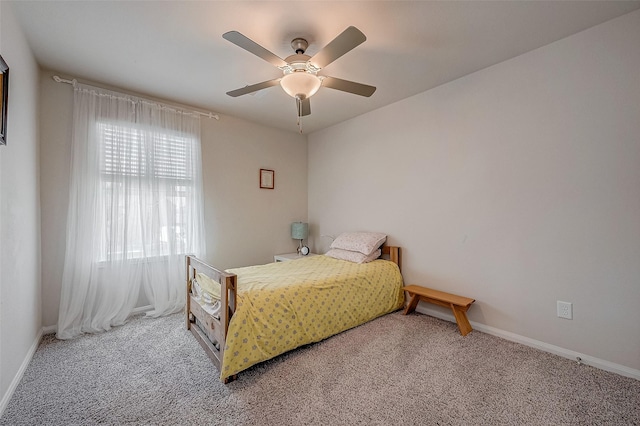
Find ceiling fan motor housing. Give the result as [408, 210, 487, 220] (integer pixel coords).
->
[280, 51, 322, 99]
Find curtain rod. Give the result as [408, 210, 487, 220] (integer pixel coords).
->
[52, 75, 220, 120]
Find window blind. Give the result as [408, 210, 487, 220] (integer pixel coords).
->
[99, 122, 192, 180]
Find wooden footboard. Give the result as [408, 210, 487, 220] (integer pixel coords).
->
[185, 255, 238, 383]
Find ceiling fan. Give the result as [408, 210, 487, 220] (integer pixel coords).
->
[223, 26, 376, 130]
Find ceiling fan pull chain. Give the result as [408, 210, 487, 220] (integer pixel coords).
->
[296, 96, 304, 133]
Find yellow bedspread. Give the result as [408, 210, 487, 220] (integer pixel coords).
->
[221, 255, 404, 379]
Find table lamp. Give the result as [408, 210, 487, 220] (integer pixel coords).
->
[291, 222, 309, 255]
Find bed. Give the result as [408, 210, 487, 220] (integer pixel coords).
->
[186, 245, 404, 382]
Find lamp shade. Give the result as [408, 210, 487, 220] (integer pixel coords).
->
[280, 72, 321, 99]
[291, 222, 308, 240]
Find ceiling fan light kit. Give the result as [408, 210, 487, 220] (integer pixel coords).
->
[280, 72, 321, 99]
[223, 26, 376, 133]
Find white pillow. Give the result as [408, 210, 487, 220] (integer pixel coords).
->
[325, 248, 381, 264]
[330, 232, 387, 255]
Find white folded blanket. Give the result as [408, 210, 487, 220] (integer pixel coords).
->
[202, 300, 221, 320]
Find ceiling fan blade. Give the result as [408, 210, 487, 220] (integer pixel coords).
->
[322, 76, 376, 97]
[296, 97, 311, 117]
[223, 31, 288, 68]
[226, 79, 281, 97]
[309, 26, 367, 69]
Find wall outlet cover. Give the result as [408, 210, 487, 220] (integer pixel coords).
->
[557, 301, 573, 319]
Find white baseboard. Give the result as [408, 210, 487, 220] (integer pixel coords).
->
[415, 305, 640, 381]
[0, 328, 43, 418]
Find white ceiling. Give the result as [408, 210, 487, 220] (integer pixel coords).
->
[10, 1, 640, 134]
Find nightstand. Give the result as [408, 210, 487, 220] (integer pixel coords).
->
[274, 252, 318, 262]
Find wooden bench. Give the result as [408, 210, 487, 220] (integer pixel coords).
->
[403, 285, 476, 336]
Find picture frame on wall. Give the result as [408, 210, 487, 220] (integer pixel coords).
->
[0, 55, 8, 146]
[260, 168, 274, 189]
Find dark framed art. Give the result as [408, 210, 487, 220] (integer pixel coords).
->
[0, 54, 8, 146]
[260, 168, 274, 189]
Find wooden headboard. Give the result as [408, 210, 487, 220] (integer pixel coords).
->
[381, 246, 401, 272]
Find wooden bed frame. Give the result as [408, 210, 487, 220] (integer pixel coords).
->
[186, 246, 401, 383]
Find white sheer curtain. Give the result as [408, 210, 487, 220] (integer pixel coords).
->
[57, 83, 205, 339]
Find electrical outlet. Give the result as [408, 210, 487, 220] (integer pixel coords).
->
[557, 301, 573, 319]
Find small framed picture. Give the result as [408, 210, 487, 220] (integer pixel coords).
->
[0, 55, 8, 146]
[260, 169, 274, 189]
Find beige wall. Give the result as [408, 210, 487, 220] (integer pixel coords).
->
[39, 71, 307, 327]
[309, 10, 640, 372]
[38, 71, 71, 330]
[200, 114, 308, 269]
[0, 2, 42, 411]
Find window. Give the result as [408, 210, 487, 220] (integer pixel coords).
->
[96, 121, 199, 262]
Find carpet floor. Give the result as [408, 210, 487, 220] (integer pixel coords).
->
[1, 311, 638, 425]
